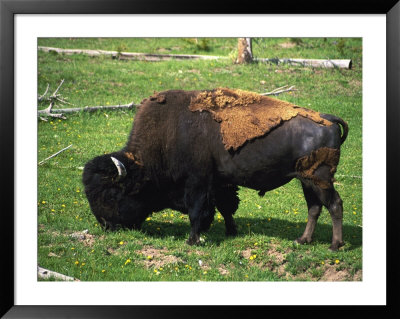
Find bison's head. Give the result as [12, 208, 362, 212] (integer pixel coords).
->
[82, 152, 151, 230]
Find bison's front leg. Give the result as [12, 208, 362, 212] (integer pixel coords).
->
[215, 185, 239, 236]
[184, 180, 215, 245]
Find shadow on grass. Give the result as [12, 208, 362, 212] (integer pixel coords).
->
[140, 216, 362, 250]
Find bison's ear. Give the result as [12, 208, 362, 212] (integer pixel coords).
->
[111, 157, 127, 181]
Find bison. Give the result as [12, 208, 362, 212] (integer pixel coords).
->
[83, 89, 348, 251]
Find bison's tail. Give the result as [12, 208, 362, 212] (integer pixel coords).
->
[321, 113, 349, 145]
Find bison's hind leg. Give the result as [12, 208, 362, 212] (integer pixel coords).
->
[295, 181, 322, 246]
[296, 164, 344, 251]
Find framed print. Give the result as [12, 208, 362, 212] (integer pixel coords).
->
[1, 0, 399, 317]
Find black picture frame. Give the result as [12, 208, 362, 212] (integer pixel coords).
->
[1, 0, 399, 317]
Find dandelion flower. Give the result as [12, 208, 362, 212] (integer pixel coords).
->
[102, 269, 106, 273]
[125, 259, 131, 265]
[335, 259, 340, 264]
[81, 262, 86, 266]
[74, 260, 79, 265]
[119, 241, 124, 245]
[249, 254, 257, 260]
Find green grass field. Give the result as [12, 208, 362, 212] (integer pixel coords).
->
[37, 38, 362, 281]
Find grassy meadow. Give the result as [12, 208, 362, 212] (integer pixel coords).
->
[37, 38, 362, 281]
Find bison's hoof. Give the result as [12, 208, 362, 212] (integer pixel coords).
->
[329, 241, 345, 251]
[225, 228, 237, 237]
[294, 237, 311, 245]
[186, 237, 200, 246]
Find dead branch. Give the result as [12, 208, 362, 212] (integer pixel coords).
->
[261, 85, 297, 96]
[38, 83, 50, 101]
[38, 79, 73, 119]
[38, 102, 138, 114]
[38, 80, 138, 118]
[38, 144, 73, 165]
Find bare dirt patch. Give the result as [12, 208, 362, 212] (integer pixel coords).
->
[279, 42, 297, 49]
[319, 264, 350, 281]
[187, 69, 201, 74]
[218, 265, 230, 276]
[69, 230, 100, 247]
[241, 248, 253, 260]
[136, 246, 183, 269]
[353, 270, 363, 281]
[266, 244, 287, 264]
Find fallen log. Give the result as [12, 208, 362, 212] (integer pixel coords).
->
[38, 46, 221, 61]
[37, 266, 78, 281]
[257, 57, 352, 69]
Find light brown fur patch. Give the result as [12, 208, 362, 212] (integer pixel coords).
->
[295, 147, 340, 189]
[189, 88, 332, 151]
[124, 152, 143, 166]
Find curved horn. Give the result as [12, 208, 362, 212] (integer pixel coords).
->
[111, 156, 127, 181]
